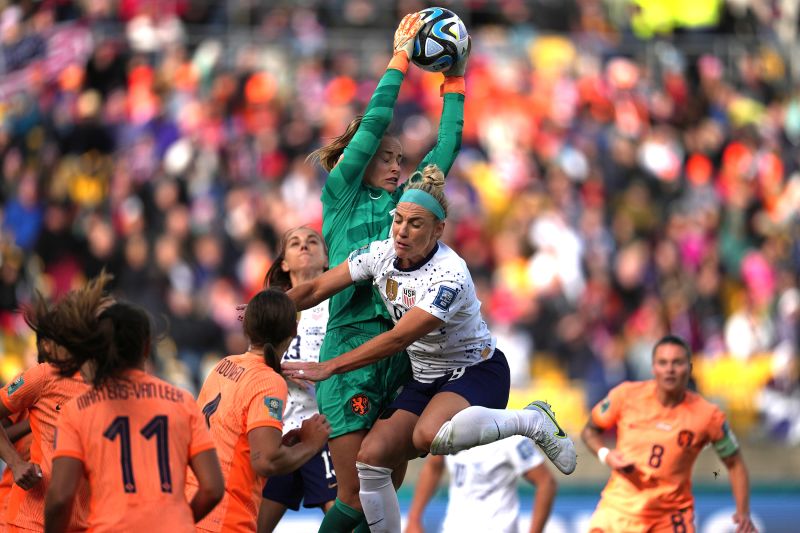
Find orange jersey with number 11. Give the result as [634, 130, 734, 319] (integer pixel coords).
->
[590, 380, 738, 517]
[54, 369, 215, 532]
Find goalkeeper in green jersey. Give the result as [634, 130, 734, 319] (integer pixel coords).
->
[304, 12, 467, 533]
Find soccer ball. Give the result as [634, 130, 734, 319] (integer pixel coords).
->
[411, 7, 469, 73]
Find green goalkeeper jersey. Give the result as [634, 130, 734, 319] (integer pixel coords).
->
[321, 68, 464, 332]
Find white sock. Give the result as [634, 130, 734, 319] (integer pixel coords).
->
[431, 406, 544, 455]
[357, 461, 400, 533]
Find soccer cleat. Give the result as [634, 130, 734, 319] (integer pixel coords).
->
[525, 401, 577, 475]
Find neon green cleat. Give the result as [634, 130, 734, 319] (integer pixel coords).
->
[525, 401, 577, 474]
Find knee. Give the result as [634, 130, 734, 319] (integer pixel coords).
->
[411, 423, 438, 452]
[356, 435, 388, 466]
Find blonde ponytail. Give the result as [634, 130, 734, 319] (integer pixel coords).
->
[403, 164, 449, 219]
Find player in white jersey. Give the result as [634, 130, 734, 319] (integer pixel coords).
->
[284, 167, 576, 533]
[257, 227, 338, 532]
[406, 436, 556, 533]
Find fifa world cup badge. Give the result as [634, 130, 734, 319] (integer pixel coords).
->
[264, 397, 284, 421]
[7, 376, 24, 396]
[386, 279, 399, 300]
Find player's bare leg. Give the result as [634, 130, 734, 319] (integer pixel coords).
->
[318, 431, 367, 532]
[257, 499, 287, 533]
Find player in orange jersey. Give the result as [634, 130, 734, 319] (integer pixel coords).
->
[43, 298, 225, 533]
[188, 288, 331, 533]
[0, 410, 32, 529]
[581, 335, 757, 533]
[0, 334, 43, 529]
[0, 301, 92, 532]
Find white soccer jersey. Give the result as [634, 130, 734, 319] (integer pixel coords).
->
[348, 238, 496, 382]
[442, 436, 545, 533]
[280, 300, 328, 432]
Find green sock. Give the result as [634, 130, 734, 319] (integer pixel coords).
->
[318, 498, 364, 533]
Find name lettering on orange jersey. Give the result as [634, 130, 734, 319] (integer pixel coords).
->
[214, 359, 246, 382]
[76, 382, 184, 411]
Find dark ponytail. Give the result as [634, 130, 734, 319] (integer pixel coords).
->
[243, 289, 297, 373]
[90, 303, 151, 387]
[23, 272, 114, 379]
[22, 272, 151, 388]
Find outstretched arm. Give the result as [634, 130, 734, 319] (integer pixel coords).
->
[286, 262, 355, 311]
[284, 307, 443, 380]
[415, 42, 468, 179]
[404, 455, 445, 533]
[325, 14, 424, 193]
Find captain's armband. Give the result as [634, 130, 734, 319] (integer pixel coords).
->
[713, 421, 740, 459]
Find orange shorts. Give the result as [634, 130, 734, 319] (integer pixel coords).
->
[589, 504, 695, 533]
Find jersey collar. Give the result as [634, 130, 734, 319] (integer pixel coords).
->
[393, 242, 439, 272]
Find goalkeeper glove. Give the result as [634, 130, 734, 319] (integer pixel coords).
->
[388, 12, 424, 72]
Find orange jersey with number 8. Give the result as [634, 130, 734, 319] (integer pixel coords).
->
[590, 380, 738, 517]
[53, 369, 215, 532]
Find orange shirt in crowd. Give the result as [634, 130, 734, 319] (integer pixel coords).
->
[0, 410, 32, 529]
[54, 369, 215, 532]
[590, 380, 735, 518]
[187, 354, 288, 533]
[0, 363, 90, 531]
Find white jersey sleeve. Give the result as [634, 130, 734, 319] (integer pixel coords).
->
[415, 278, 468, 323]
[347, 240, 388, 283]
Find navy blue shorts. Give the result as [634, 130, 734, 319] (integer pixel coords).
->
[388, 349, 510, 416]
[261, 443, 337, 510]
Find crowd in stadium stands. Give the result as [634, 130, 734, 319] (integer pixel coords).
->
[0, 0, 798, 442]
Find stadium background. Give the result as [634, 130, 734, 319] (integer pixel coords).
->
[0, 0, 798, 530]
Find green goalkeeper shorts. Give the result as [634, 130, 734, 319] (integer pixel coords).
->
[316, 320, 411, 439]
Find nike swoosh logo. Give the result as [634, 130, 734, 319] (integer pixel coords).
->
[541, 408, 567, 438]
[367, 518, 384, 526]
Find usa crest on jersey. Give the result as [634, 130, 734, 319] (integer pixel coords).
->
[402, 287, 416, 307]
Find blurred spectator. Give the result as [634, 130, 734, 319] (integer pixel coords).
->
[0, 0, 796, 445]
